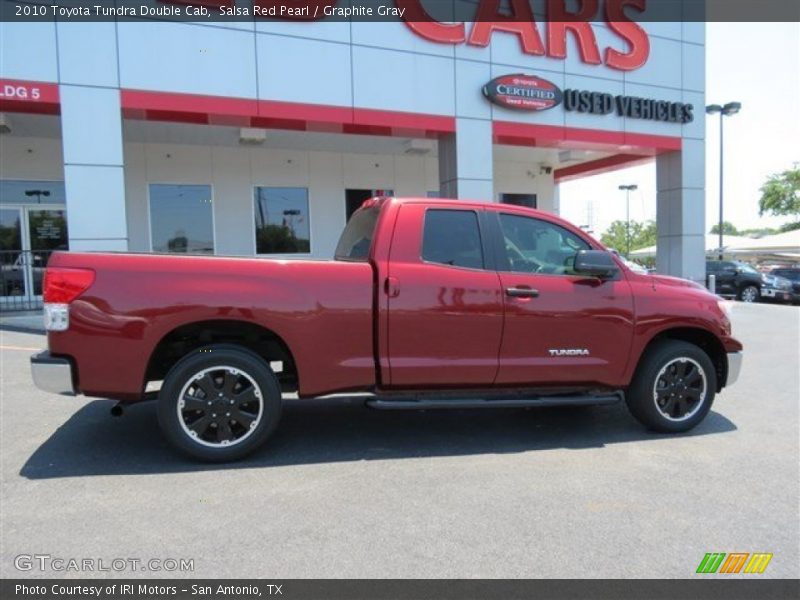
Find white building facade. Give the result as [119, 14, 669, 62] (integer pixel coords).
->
[0, 2, 705, 306]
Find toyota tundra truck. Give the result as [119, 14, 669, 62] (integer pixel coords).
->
[31, 197, 742, 461]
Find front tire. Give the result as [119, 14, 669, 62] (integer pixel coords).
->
[157, 344, 282, 461]
[738, 284, 759, 303]
[626, 340, 716, 433]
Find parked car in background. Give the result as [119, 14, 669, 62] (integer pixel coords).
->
[769, 267, 800, 304]
[760, 272, 794, 304]
[706, 260, 763, 302]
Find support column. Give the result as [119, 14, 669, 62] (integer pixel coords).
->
[655, 138, 705, 283]
[58, 23, 127, 251]
[438, 118, 494, 200]
[552, 183, 561, 215]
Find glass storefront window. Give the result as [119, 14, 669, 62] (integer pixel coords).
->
[0, 181, 67, 205]
[254, 187, 311, 254]
[149, 184, 214, 255]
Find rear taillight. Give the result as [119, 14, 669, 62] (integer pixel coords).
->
[43, 268, 95, 332]
[43, 267, 95, 304]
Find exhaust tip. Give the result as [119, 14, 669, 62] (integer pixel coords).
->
[110, 404, 124, 417]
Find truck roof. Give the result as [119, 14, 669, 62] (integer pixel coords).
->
[374, 196, 559, 220]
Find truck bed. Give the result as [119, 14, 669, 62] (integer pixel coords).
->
[46, 251, 376, 400]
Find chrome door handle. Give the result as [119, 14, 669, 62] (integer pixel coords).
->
[505, 287, 539, 298]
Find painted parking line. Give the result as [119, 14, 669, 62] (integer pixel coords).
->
[0, 345, 41, 352]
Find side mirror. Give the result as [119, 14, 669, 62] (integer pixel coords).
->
[574, 250, 620, 278]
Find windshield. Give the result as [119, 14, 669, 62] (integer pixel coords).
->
[738, 263, 759, 274]
[334, 206, 381, 261]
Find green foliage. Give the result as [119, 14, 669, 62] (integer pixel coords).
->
[738, 227, 778, 238]
[709, 221, 739, 235]
[0, 223, 22, 253]
[759, 166, 800, 218]
[779, 221, 800, 233]
[256, 224, 310, 254]
[600, 220, 657, 255]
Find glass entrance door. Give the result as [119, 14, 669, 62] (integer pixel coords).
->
[28, 208, 68, 296]
[0, 208, 26, 300]
[0, 206, 68, 309]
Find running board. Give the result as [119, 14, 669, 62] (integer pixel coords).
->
[365, 392, 623, 410]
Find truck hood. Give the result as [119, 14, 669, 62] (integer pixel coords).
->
[647, 273, 706, 290]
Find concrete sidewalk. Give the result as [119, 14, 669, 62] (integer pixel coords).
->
[0, 311, 44, 334]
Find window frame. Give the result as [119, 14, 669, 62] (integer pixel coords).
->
[252, 186, 312, 256]
[419, 207, 495, 272]
[490, 210, 594, 277]
[147, 183, 216, 255]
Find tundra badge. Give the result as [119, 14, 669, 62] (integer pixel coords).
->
[548, 348, 590, 356]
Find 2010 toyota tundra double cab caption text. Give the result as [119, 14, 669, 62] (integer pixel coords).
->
[31, 197, 743, 461]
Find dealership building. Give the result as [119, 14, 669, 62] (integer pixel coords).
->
[0, 4, 705, 306]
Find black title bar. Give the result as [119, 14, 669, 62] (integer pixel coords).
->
[1, 0, 800, 23]
[3, 579, 800, 600]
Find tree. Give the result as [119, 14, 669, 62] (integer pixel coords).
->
[759, 166, 800, 230]
[779, 221, 800, 233]
[600, 220, 657, 255]
[255, 223, 310, 254]
[709, 221, 739, 235]
[738, 227, 778, 238]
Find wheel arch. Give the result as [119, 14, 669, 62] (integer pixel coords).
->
[145, 319, 299, 394]
[634, 327, 728, 392]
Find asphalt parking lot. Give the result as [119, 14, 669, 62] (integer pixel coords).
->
[0, 303, 798, 579]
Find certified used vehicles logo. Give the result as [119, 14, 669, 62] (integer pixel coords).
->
[482, 73, 563, 111]
[696, 552, 773, 574]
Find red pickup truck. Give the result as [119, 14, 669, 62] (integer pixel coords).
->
[31, 197, 742, 461]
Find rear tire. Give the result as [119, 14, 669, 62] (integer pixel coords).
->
[738, 284, 759, 303]
[626, 340, 716, 433]
[157, 344, 282, 462]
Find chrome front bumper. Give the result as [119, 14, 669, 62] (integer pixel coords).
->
[30, 351, 76, 396]
[726, 352, 743, 387]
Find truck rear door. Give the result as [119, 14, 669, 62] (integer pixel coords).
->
[383, 203, 503, 387]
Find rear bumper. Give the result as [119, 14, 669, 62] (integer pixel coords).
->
[726, 352, 743, 387]
[30, 351, 76, 396]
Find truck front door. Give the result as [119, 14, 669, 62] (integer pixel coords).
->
[490, 210, 635, 387]
[384, 204, 503, 387]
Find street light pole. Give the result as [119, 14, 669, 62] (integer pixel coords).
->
[24, 189, 51, 203]
[705, 101, 741, 261]
[618, 184, 638, 257]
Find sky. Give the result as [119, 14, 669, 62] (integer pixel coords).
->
[559, 22, 800, 238]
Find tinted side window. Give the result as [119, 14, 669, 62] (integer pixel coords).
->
[498, 213, 589, 275]
[422, 209, 484, 269]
